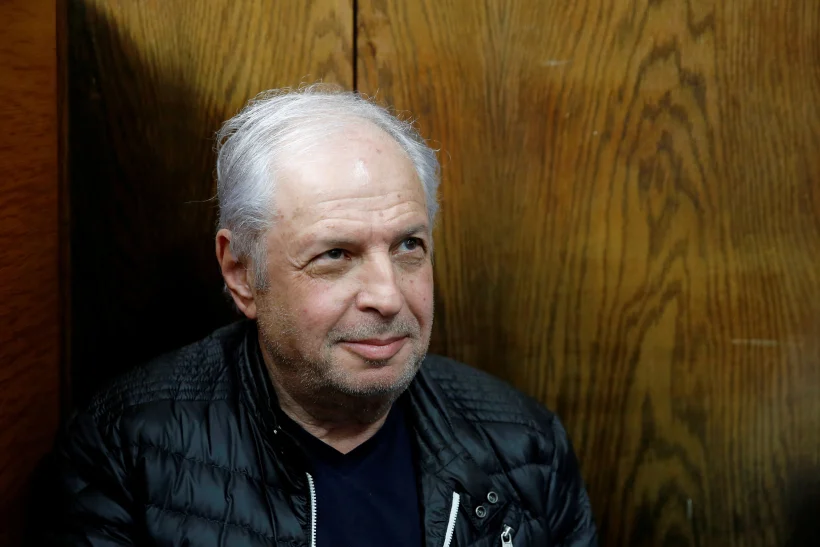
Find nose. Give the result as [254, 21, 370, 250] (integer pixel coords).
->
[355, 253, 403, 317]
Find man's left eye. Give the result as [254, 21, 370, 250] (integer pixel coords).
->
[400, 238, 422, 252]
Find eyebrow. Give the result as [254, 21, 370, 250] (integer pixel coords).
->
[307, 223, 430, 250]
[395, 223, 431, 241]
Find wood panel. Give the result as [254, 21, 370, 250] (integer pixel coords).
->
[0, 0, 61, 544]
[357, 1, 820, 545]
[68, 0, 353, 404]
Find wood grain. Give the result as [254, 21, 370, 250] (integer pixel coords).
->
[68, 0, 353, 403]
[0, 0, 61, 544]
[357, 0, 820, 545]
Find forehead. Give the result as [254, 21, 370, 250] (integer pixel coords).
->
[274, 124, 427, 228]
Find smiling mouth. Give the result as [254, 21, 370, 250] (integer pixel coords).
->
[339, 336, 408, 361]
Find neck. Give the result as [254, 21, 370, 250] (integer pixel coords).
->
[273, 381, 393, 454]
[258, 342, 397, 454]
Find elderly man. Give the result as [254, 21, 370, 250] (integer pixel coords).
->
[34, 86, 597, 546]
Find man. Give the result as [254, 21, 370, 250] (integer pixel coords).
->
[33, 86, 597, 546]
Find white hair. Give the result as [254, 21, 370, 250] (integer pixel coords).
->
[215, 84, 441, 286]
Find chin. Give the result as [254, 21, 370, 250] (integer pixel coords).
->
[330, 350, 421, 397]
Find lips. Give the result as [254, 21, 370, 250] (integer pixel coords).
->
[339, 336, 408, 361]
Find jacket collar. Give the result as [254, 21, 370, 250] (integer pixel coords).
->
[408, 362, 496, 496]
[236, 320, 281, 432]
[235, 321, 308, 492]
[409, 362, 513, 536]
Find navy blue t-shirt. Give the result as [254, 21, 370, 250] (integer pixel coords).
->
[281, 397, 423, 547]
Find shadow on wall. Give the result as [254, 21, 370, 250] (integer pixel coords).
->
[68, 0, 238, 405]
[788, 477, 820, 546]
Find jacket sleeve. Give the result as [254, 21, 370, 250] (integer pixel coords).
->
[548, 417, 598, 547]
[27, 409, 138, 546]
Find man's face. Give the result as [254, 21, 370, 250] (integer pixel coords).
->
[254, 123, 434, 400]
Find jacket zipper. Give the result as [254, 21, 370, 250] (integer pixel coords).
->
[500, 524, 514, 546]
[306, 472, 317, 547]
[442, 492, 460, 547]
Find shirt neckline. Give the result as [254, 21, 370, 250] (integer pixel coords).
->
[278, 395, 408, 468]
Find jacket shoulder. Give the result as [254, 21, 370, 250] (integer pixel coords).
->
[421, 355, 596, 542]
[422, 354, 556, 433]
[85, 321, 245, 420]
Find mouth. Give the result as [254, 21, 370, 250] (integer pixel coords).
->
[339, 336, 408, 361]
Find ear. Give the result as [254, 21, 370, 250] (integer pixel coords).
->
[216, 229, 258, 319]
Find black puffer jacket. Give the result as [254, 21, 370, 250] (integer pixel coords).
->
[33, 321, 597, 546]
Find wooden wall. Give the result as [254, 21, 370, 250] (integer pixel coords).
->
[357, 1, 820, 545]
[68, 0, 819, 545]
[0, 0, 62, 544]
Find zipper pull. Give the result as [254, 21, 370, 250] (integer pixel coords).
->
[500, 524, 514, 546]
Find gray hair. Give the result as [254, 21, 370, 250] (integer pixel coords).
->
[215, 84, 441, 286]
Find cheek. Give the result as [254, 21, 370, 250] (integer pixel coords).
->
[404, 266, 435, 321]
[294, 282, 354, 333]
